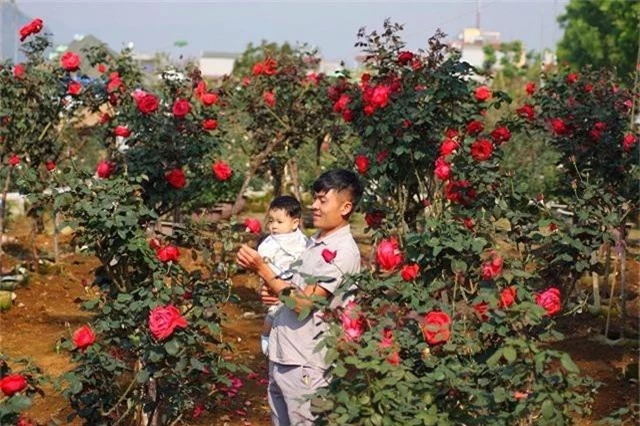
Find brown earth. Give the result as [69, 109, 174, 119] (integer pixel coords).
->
[0, 220, 638, 425]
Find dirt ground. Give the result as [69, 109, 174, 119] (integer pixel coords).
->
[0, 220, 638, 425]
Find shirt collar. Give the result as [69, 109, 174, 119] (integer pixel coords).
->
[310, 224, 351, 246]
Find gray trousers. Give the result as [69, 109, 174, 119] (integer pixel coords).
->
[268, 361, 328, 426]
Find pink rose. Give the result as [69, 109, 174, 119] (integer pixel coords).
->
[148, 304, 188, 340]
[376, 238, 403, 271]
[341, 301, 364, 342]
[536, 287, 561, 316]
[321, 249, 337, 263]
[434, 156, 451, 180]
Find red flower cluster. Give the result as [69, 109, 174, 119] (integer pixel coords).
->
[252, 58, 277, 76]
[156, 244, 180, 263]
[445, 180, 476, 206]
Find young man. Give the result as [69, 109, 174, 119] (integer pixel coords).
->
[236, 169, 363, 426]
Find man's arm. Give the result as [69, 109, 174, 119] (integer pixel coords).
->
[237, 244, 330, 313]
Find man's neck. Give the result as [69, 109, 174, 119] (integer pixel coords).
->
[317, 221, 349, 240]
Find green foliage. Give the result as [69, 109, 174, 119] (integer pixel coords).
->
[557, 0, 640, 82]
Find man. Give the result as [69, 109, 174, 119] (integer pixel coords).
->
[236, 169, 363, 425]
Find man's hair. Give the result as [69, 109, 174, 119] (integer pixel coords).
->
[269, 195, 302, 219]
[312, 169, 363, 215]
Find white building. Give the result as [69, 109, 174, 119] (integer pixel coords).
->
[198, 51, 239, 79]
[450, 28, 525, 71]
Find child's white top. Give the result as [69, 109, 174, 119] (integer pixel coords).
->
[257, 229, 309, 278]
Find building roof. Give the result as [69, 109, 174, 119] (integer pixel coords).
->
[201, 51, 241, 59]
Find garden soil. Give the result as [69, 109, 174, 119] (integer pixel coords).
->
[0, 220, 637, 425]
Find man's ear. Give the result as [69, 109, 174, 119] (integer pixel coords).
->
[339, 200, 353, 217]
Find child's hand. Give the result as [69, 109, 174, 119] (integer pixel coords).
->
[236, 244, 264, 271]
[260, 284, 279, 305]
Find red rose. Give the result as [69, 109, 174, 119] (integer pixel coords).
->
[445, 128, 459, 139]
[8, 154, 20, 166]
[252, 62, 265, 76]
[421, 311, 451, 345]
[402, 119, 412, 129]
[400, 263, 419, 281]
[136, 93, 159, 114]
[360, 73, 371, 84]
[73, 324, 96, 350]
[364, 210, 385, 229]
[107, 72, 123, 93]
[45, 161, 56, 172]
[354, 154, 369, 175]
[100, 113, 110, 124]
[212, 160, 233, 181]
[341, 301, 364, 342]
[60, 52, 80, 72]
[244, 218, 262, 234]
[201, 92, 218, 106]
[97, 63, 107, 73]
[195, 80, 207, 98]
[463, 217, 474, 231]
[583, 83, 593, 93]
[96, 161, 114, 179]
[172, 98, 191, 119]
[333, 94, 350, 113]
[0, 374, 27, 396]
[149, 238, 162, 250]
[551, 118, 568, 135]
[242, 76, 251, 86]
[376, 238, 403, 271]
[481, 255, 503, 280]
[321, 249, 337, 263]
[536, 287, 561, 316]
[434, 156, 451, 180]
[148, 304, 188, 340]
[263, 91, 276, 108]
[157, 245, 180, 263]
[364, 105, 376, 116]
[263, 58, 277, 76]
[202, 119, 218, 131]
[470, 139, 494, 161]
[623, 133, 637, 152]
[566, 73, 579, 84]
[516, 104, 535, 120]
[342, 109, 353, 122]
[165, 168, 186, 189]
[13, 64, 25, 78]
[67, 81, 82, 96]
[114, 125, 131, 138]
[499, 286, 517, 308]
[371, 85, 391, 108]
[466, 120, 484, 135]
[473, 302, 489, 321]
[525, 82, 536, 95]
[490, 126, 511, 145]
[474, 85, 492, 102]
[376, 150, 389, 164]
[397, 51, 414, 65]
[17, 415, 34, 426]
[19, 18, 43, 42]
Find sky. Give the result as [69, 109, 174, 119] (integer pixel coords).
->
[16, 0, 570, 65]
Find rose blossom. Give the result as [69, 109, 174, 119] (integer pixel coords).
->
[474, 85, 492, 102]
[321, 249, 337, 263]
[490, 126, 511, 145]
[481, 255, 503, 280]
[440, 138, 459, 156]
[263, 91, 276, 107]
[400, 264, 419, 281]
[376, 238, 403, 271]
[165, 168, 186, 189]
[19, 18, 43, 42]
[434, 156, 451, 180]
[45, 161, 56, 172]
[622, 133, 637, 152]
[13, 64, 25, 78]
[202, 119, 218, 131]
[201, 92, 219, 106]
[60, 52, 80, 72]
[0, 374, 27, 396]
[136, 93, 159, 114]
[212, 160, 233, 181]
[341, 301, 364, 342]
[466, 120, 484, 135]
[244, 218, 262, 234]
[148, 304, 188, 340]
[67, 81, 82, 96]
[536, 287, 561, 316]
[421, 311, 451, 345]
[551, 118, 568, 136]
[397, 51, 414, 65]
[157, 245, 180, 263]
[470, 139, 494, 161]
[172, 98, 191, 119]
[473, 302, 489, 321]
[96, 161, 114, 179]
[8, 154, 20, 166]
[114, 125, 131, 138]
[364, 211, 385, 229]
[566, 73, 579, 84]
[333, 94, 350, 113]
[73, 324, 96, 351]
[499, 286, 517, 308]
[516, 104, 535, 121]
[342, 109, 353, 122]
[525, 82, 536, 95]
[354, 154, 370, 175]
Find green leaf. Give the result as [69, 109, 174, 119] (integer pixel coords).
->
[164, 339, 180, 356]
[541, 399, 554, 419]
[136, 369, 150, 383]
[560, 353, 580, 374]
[503, 347, 516, 363]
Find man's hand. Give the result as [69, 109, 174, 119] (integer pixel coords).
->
[236, 244, 265, 272]
[261, 284, 280, 305]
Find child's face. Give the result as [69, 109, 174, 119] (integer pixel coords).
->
[267, 208, 299, 235]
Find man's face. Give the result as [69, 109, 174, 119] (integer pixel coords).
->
[311, 189, 352, 231]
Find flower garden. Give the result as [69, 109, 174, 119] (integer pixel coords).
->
[0, 16, 638, 426]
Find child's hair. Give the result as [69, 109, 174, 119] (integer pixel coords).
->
[269, 195, 302, 219]
[312, 169, 363, 216]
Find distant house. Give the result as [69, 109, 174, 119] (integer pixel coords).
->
[449, 28, 525, 71]
[199, 51, 240, 79]
[0, 0, 49, 63]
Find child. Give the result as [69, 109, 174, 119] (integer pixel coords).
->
[257, 195, 309, 355]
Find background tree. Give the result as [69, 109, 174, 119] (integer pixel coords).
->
[557, 0, 640, 82]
